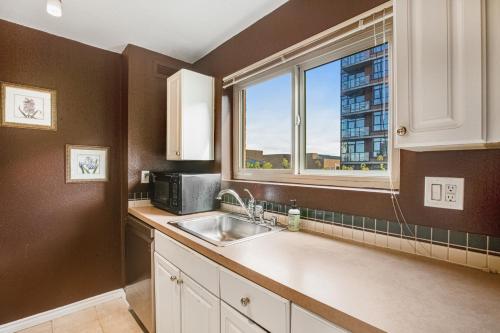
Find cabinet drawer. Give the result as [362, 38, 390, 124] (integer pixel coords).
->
[291, 305, 349, 333]
[155, 230, 219, 296]
[220, 268, 290, 333]
[221, 301, 266, 333]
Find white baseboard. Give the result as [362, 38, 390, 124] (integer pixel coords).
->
[0, 288, 126, 333]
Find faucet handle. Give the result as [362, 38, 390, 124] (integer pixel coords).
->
[269, 216, 278, 226]
[254, 204, 264, 222]
[244, 188, 255, 204]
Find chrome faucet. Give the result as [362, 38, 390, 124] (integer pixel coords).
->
[244, 189, 256, 218]
[216, 189, 255, 222]
[216, 189, 279, 226]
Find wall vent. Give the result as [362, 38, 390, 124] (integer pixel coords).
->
[153, 60, 177, 78]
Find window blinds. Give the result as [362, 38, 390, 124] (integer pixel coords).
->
[222, 2, 393, 89]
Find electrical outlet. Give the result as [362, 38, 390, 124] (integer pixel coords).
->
[424, 177, 464, 210]
[446, 184, 457, 194]
[445, 193, 456, 202]
[141, 170, 150, 184]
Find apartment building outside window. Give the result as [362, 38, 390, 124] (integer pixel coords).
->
[232, 29, 395, 188]
[340, 43, 389, 170]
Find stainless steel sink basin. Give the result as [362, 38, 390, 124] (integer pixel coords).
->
[169, 214, 284, 246]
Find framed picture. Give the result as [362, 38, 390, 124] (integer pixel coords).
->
[1, 82, 57, 130]
[66, 145, 109, 183]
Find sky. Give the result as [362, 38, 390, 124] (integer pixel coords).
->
[245, 60, 341, 156]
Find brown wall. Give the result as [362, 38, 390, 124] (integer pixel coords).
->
[193, 0, 500, 236]
[124, 45, 217, 194]
[0, 20, 122, 323]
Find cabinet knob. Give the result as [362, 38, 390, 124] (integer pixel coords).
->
[176, 151, 180, 156]
[396, 126, 408, 136]
[169, 276, 177, 282]
[176, 279, 184, 285]
[240, 297, 250, 306]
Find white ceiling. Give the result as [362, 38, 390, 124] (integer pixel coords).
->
[0, 0, 288, 63]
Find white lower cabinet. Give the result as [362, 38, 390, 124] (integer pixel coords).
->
[180, 272, 220, 333]
[291, 305, 349, 333]
[154, 252, 219, 333]
[220, 268, 289, 333]
[155, 253, 181, 333]
[155, 230, 349, 333]
[221, 302, 266, 333]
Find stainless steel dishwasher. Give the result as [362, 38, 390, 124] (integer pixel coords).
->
[125, 215, 155, 333]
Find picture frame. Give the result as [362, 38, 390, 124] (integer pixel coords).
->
[65, 145, 109, 183]
[0, 81, 57, 131]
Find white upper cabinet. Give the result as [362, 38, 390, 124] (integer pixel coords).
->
[487, 0, 500, 144]
[394, 0, 488, 150]
[166, 69, 214, 160]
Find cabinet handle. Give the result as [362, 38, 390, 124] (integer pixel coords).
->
[240, 297, 250, 306]
[176, 151, 180, 156]
[169, 276, 177, 282]
[396, 126, 408, 136]
[176, 279, 184, 285]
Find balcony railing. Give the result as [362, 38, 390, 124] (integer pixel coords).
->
[372, 124, 388, 132]
[341, 101, 370, 114]
[342, 75, 370, 90]
[341, 50, 371, 67]
[341, 127, 370, 138]
[373, 152, 388, 159]
[341, 152, 370, 162]
[341, 47, 388, 68]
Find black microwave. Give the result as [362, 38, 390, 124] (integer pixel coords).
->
[150, 172, 221, 215]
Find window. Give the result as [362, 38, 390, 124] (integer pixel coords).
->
[373, 84, 388, 105]
[341, 95, 369, 114]
[241, 72, 292, 170]
[372, 58, 388, 80]
[373, 137, 388, 168]
[341, 117, 368, 138]
[373, 111, 388, 132]
[304, 61, 341, 170]
[234, 41, 395, 188]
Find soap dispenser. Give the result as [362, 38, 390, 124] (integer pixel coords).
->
[287, 200, 300, 232]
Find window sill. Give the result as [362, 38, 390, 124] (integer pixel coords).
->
[230, 172, 399, 193]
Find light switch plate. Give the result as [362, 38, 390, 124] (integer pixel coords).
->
[424, 177, 464, 210]
[141, 170, 150, 184]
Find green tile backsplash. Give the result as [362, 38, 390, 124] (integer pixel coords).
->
[220, 194, 498, 256]
[432, 228, 449, 244]
[449, 230, 467, 248]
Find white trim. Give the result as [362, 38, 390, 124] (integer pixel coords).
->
[224, 179, 398, 195]
[0, 289, 126, 333]
[231, 12, 399, 191]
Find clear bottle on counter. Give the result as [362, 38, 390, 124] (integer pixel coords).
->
[287, 200, 300, 232]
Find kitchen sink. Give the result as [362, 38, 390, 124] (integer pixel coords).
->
[169, 214, 284, 246]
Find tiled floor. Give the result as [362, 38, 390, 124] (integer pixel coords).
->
[17, 299, 143, 333]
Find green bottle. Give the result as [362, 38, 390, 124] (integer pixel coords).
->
[287, 200, 300, 232]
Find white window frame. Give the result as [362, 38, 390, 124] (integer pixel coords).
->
[232, 30, 399, 190]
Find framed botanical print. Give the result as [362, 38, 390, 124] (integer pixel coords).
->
[1, 82, 57, 130]
[66, 145, 109, 183]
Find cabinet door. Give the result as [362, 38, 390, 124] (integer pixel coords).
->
[221, 302, 266, 333]
[180, 273, 220, 333]
[166, 71, 182, 160]
[181, 69, 214, 160]
[394, 0, 485, 150]
[487, 0, 500, 144]
[291, 305, 348, 333]
[154, 253, 181, 333]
